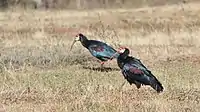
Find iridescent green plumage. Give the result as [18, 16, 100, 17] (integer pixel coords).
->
[116, 48, 164, 93]
[70, 33, 119, 67]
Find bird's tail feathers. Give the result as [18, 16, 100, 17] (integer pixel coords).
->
[148, 73, 164, 93]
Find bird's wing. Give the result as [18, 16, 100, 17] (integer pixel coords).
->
[127, 56, 148, 70]
[122, 63, 152, 83]
[88, 41, 117, 60]
[123, 63, 145, 76]
[122, 57, 164, 92]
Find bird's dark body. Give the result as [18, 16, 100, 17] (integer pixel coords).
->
[117, 49, 164, 93]
[78, 34, 119, 62]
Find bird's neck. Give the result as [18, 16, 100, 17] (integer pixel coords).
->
[80, 39, 90, 48]
[117, 57, 125, 69]
[117, 54, 128, 68]
[119, 53, 128, 60]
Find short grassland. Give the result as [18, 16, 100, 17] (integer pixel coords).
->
[0, 2, 200, 112]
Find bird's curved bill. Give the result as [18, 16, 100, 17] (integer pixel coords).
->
[70, 40, 76, 51]
[110, 52, 119, 60]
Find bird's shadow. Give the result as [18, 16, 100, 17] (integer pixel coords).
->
[82, 66, 120, 72]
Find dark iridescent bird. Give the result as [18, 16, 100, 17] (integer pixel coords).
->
[70, 33, 119, 67]
[112, 47, 164, 93]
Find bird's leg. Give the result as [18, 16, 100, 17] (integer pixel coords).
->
[107, 59, 112, 64]
[106, 59, 112, 68]
[100, 61, 105, 69]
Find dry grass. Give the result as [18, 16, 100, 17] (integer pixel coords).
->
[0, 2, 200, 112]
[4, 0, 199, 9]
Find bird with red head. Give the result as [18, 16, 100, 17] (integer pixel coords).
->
[113, 46, 164, 93]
